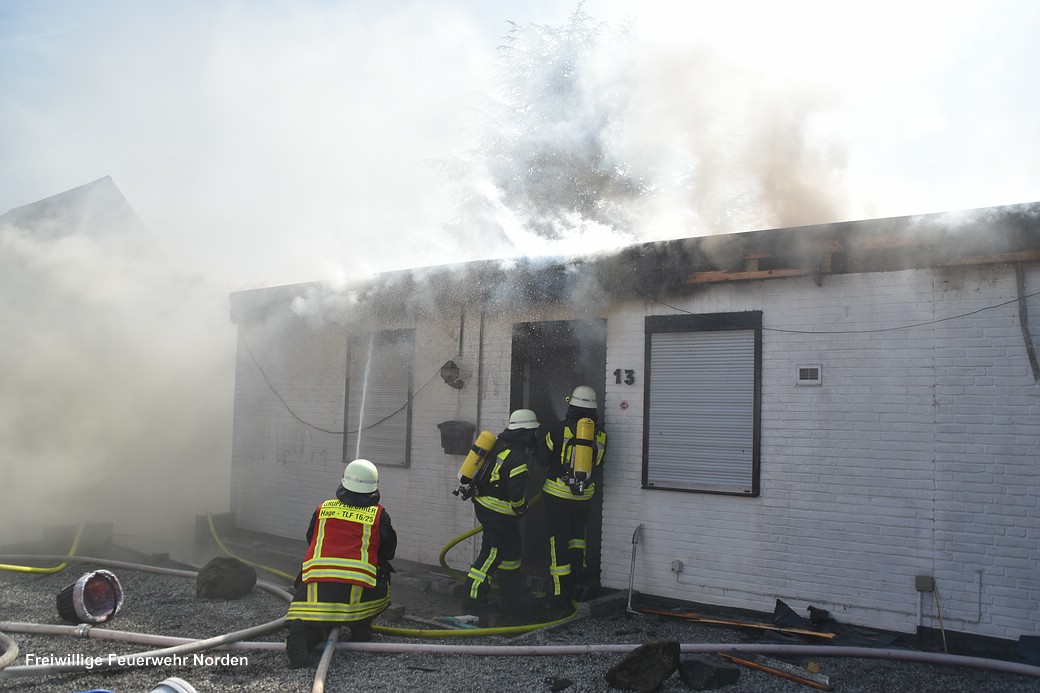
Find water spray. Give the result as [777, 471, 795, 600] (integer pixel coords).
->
[355, 332, 375, 458]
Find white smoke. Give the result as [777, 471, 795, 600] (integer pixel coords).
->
[2, 2, 1037, 289]
[0, 220, 235, 547]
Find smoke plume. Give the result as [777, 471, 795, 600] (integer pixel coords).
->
[0, 186, 235, 550]
[440, 7, 851, 262]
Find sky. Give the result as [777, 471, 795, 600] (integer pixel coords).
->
[1, 0, 1039, 546]
[1, 0, 1039, 290]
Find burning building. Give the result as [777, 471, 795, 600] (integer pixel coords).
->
[228, 200, 1040, 647]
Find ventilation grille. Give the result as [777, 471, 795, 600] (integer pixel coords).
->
[797, 365, 822, 385]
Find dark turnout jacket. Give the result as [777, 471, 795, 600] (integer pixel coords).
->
[473, 427, 533, 517]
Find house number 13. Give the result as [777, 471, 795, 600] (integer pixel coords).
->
[613, 369, 635, 385]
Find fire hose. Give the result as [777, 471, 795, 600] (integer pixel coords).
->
[0, 554, 294, 687]
[0, 617, 285, 679]
[0, 514, 577, 692]
[205, 494, 579, 637]
[0, 547, 572, 693]
[0, 629, 19, 671]
[311, 627, 340, 693]
[0, 505, 583, 692]
[4, 620, 1039, 677]
[205, 513, 295, 583]
[2, 555, 1039, 688]
[5, 533, 1039, 687]
[0, 522, 85, 574]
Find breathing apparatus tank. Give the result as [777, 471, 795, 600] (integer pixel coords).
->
[567, 417, 597, 495]
[453, 430, 497, 500]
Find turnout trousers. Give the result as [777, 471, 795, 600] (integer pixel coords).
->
[544, 493, 591, 602]
[465, 502, 522, 602]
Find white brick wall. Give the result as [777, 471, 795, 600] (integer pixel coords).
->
[231, 302, 574, 572]
[377, 311, 493, 569]
[231, 317, 348, 540]
[599, 265, 1040, 640]
[231, 263, 1040, 641]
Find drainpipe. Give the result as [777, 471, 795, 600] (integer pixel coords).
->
[1015, 262, 1040, 381]
[476, 310, 485, 429]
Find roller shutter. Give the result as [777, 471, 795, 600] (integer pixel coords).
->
[644, 312, 760, 496]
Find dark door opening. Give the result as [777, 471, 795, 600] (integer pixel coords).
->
[510, 319, 607, 596]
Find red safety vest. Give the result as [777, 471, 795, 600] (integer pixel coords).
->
[300, 500, 384, 587]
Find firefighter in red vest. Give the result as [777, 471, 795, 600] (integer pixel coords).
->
[536, 385, 607, 612]
[285, 458, 397, 668]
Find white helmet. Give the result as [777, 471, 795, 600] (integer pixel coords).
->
[566, 385, 597, 409]
[342, 459, 379, 494]
[507, 409, 539, 430]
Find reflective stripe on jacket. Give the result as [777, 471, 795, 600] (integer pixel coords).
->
[541, 424, 607, 501]
[474, 447, 529, 516]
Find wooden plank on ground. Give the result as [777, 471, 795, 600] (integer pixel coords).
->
[721, 650, 832, 690]
[639, 607, 835, 639]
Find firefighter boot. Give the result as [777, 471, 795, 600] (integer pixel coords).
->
[349, 620, 373, 642]
[496, 571, 526, 615]
[286, 619, 311, 669]
[459, 573, 492, 612]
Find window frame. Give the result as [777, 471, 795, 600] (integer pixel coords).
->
[343, 328, 415, 469]
[642, 311, 762, 496]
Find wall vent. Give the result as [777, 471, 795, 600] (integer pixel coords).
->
[797, 365, 822, 386]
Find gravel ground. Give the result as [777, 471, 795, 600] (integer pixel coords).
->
[1, 554, 1039, 693]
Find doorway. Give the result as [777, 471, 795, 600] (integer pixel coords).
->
[510, 319, 607, 595]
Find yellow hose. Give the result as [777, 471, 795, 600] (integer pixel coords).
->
[438, 491, 544, 583]
[0, 513, 573, 638]
[206, 513, 295, 583]
[438, 524, 483, 582]
[413, 492, 572, 637]
[204, 512, 572, 636]
[0, 522, 85, 574]
[373, 603, 576, 638]
[205, 495, 569, 637]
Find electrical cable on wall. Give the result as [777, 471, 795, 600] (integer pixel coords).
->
[243, 281, 1040, 432]
[640, 287, 1040, 335]
[241, 332, 447, 436]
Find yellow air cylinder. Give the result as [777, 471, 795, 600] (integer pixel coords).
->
[572, 417, 595, 478]
[458, 430, 497, 484]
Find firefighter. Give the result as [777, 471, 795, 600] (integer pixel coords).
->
[461, 409, 540, 611]
[285, 458, 397, 668]
[536, 385, 607, 611]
